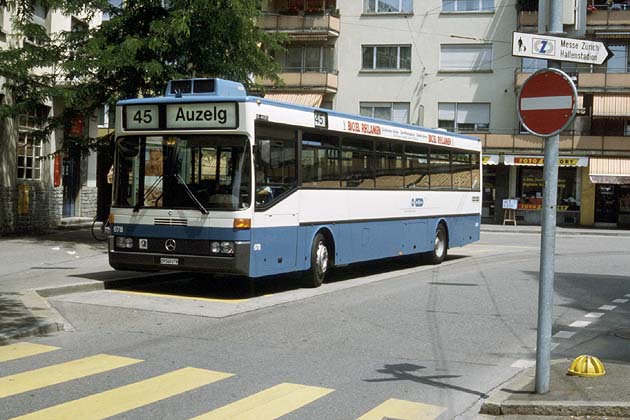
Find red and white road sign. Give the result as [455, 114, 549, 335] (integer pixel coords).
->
[517, 68, 577, 137]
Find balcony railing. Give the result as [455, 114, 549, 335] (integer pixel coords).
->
[519, 9, 630, 27]
[259, 13, 340, 38]
[256, 71, 338, 92]
[480, 132, 630, 153]
[516, 71, 630, 89]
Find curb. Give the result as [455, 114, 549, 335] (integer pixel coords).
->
[0, 272, 191, 344]
[0, 291, 71, 345]
[480, 228, 630, 237]
[480, 362, 630, 418]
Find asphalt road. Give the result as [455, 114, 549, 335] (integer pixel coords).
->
[2, 231, 630, 420]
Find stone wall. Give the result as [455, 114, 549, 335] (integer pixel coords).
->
[0, 185, 63, 234]
[79, 186, 98, 218]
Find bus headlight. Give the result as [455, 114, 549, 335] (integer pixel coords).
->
[220, 241, 235, 255]
[210, 241, 234, 255]
[115, 237, 134, 249]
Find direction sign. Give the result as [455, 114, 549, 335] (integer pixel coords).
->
[517, 68, 577, 137]
[513, 31, 613, 65]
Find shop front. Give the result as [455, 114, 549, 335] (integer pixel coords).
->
[589, 157, 630, 228]
[481, 154, 499, 220]
[505, 155, 588, 225]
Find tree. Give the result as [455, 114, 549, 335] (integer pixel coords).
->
[0, 0, 285, 155]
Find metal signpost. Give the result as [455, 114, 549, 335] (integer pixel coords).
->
[517, 68, 577, 394]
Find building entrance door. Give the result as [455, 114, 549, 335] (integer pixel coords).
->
[62, 152, 81, 217]
[594, 184, 618, 225]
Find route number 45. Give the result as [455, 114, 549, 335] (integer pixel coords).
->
[125, 105, 159, 130]
[133, 109, 153, 124]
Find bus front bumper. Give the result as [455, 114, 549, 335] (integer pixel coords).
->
[108, 241, 250, 275]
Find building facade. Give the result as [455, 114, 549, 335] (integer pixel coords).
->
[0, 7, 101, 234]
[260, 0, 630, 228]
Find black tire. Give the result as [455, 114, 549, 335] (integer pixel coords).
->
[305, 232, 332, 288]
[91, 218, 110, 241]
[429, 223, 448, 264]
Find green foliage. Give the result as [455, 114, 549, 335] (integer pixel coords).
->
[0, 0, 285, 155]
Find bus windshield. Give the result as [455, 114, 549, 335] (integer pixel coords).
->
[113, 135, 251, 211]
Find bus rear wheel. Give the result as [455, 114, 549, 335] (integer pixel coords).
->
[429, 223, 448, 264]
[305, 232, 331, 288]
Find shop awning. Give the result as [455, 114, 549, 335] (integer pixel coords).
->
[592, 93, 630, 119]
[482, 154, 499, 165]
[504, 155, 588, 167]
[589, 157, 630, 184]
[264, 93, 323, 107]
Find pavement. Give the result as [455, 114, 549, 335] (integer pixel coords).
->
[2, 223, 630, 419]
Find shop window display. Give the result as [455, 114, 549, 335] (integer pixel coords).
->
[517, 167, 579, 211]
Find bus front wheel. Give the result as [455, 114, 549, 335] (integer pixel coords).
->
[306, 232, 331, 288]
[429, 223, 448, 264]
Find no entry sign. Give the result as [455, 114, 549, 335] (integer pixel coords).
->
[518, 68, 577, 137]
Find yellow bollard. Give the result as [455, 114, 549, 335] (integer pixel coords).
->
[567, 355, 606, 377]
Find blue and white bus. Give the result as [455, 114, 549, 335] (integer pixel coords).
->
[109, 78, 481, 287]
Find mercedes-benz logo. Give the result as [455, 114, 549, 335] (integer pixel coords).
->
[165, 239, 176, 252]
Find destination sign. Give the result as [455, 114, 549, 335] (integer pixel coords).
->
[123, 102, 238, 131]
[166, 103, 237, 129]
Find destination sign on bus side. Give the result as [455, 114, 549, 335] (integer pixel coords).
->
[166, 103, 237, 129]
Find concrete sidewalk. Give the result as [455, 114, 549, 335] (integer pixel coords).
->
[0, 228, 182, 343]
[2, 225, 630, 420]
[479, 360, 630, 419]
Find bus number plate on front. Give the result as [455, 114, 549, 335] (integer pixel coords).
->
[159, 257, 179, 265]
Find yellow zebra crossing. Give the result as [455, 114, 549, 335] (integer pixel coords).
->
[9, 367, 233, 420]
[2, 341, 446, 420]
[190, 382, 334, 420]
[357, 398, 447, 420]
[0, 354, 142, 398]
[0, 342, 58, 362]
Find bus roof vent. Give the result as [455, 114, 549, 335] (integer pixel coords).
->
[165, 78, 246, 98]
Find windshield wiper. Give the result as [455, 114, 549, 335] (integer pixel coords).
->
[133, 175, 163, 212]
[175, 174, 209, 215]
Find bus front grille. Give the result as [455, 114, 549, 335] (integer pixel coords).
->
[154, 218, 188, 226]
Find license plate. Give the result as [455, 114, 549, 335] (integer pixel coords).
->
[159, 257, 179, 265]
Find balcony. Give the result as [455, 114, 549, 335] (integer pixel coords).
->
[518, 8, 630, 28]
[256, 70, 338, 92]
[516, 71, 630, 90]
[259, 13, 340, 40]
[480, 132, 630, 153]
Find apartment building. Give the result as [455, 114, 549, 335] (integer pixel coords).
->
[0, 7, 101, 233]
[260, 0, 630, 228]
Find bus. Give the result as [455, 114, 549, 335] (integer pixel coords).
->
[109, 78, 481, 287]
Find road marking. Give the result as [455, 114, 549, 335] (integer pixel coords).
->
[0, 354, 142, 398]
[585, 312, 605, 319]
[0, 342, 59, 363]
[553, 331, 575, 339]
[109, 289, 251, 303]
[612, 299, 629, 304]
[599, 305, 617, 311]
[569, 320, 591, 328]
[190, 382, 333, 420]
[10, 367, 233, 420]
[357, 398, 446, 420]
[511, 359, 535, 369]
